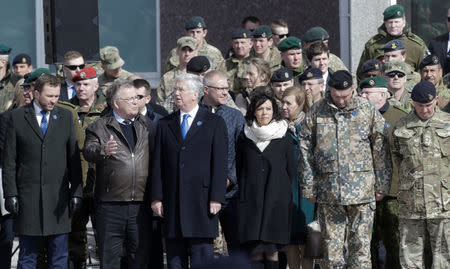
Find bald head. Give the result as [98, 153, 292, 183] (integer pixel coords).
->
[203, 70, 229, 106]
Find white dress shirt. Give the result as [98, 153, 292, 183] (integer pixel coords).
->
[33, 101, 50, 126]
[179, 104, 199, 132]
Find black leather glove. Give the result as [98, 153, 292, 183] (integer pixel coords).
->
[70, 197, 83, 216]
[5, 196, 19, 215]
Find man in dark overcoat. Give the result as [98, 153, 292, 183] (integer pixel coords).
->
[151, 73, 228, 269]
[2, 74, 82, 268]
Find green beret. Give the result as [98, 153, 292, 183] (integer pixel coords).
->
[359, 76, 387, 89]
[0, 44, 12, 55]
[383, 5, 404, 21]
[185, 16, 206, 30]
[383, 60, 406, 74]
[278, 36, 302, 52]
[252, 25, 272, 38]
[28, 68, 52, 82]
[303, 27, 329, 43]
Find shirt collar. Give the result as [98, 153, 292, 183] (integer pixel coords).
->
[33, 100, 45, 115]
[113, 111, 134, 124]
[180, 104, 199, 119]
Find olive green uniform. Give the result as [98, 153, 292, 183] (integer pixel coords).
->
[436, 79, 450, 110]
[0, 66, 21, 113]
[216, 54, 249, 96]
[388, 88, 413, 112]
[392, 109, 450, 268]
[164, 40, 224, 73]
[357, 25, 428, 80]
[98, 69, 133, 93]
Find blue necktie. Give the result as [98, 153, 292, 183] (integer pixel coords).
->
[71, 85, 76, 98]
[40, 110, 48, 135]
[181, 114, 190, 139]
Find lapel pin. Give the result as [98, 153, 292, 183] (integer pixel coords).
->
[53, 114, 57, 120]
[197, 121, 203, 126]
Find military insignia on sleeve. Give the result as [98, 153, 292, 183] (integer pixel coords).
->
[343, 81, 348, 87]
[80, 72, 86, 79]
[285, 72, 289, 78]
[243, 33, 247, 38]
[307, 72, 313, 78]
[391, 43, 397, 49]
[369, 79, 375, 86]
[262, 32, 266, 38]
[22, 58, 27, 63]
[197, 22, 202, 28]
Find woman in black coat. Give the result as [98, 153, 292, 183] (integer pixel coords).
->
[236, 89, 295, 269]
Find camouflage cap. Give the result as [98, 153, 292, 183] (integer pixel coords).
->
[383, 4, 405, 21]
[278, 36, 302, 52]
[411, 81, 436, 103]
[12, 53, 32, 65]
[0, 44, 12, 55]
[359, 76, 387, 89]
[185, 16, 206, 30]
[232, 28, 252, 39]
[328, 70, 353, 90]
[383, 60, 406, 74]
[100, 46, 125, 70]
[298, 67, 323, 82]
[187, 56, 210, 74]
[28, 68, 52, 82]
[303, 27, 329, 43]
[73, 67, 98, 82]
[177, 36, 198, 51]
[270, 67, 293, 82]
[360, 59, 382, 74]
[418, 55, 440, 70]
[381, 39, 405, 52]
[252, 25, 272, 39]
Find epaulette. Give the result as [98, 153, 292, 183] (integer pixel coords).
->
[57, 101, 77, 109]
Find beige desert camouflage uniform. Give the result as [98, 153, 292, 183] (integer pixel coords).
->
[155, 67, 185, 106]
[251, 46, 282, 72]
[300, 94, 392, 269]
[392, 108, 450, 269]
[98, 69, 133, 93]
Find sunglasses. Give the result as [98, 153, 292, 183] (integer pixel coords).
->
[275, 33, 289, 39]
[64, 64, 85, 70]
[386, 71, 405, 78]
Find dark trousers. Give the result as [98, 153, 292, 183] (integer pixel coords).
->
[219, 198, 240, 254]
[95, 201, 151, 269]
[0, 215, 14, 269]
[149, 217, 164, 269]
[18, 234, 68, 269]
[165, 237, 214, 269]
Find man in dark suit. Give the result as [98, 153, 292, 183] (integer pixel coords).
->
[60, 51, 85, 101]
[2, 74, 82, 268]
[428, 8, 450, 76]
[151, 73, 228, 269]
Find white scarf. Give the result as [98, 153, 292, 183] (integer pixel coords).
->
[244, 120, 288, 152]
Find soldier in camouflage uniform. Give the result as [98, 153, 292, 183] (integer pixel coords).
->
[357, 4, 428, 81]
[299, 70, 392, 269]
[419, 55, 450, 109]
[0, 44, 22, 113]
[157, 37, 198, 106]
[98, 46, 133, 92]
[303, 27, 349, 73]
[278, 36, 306, 79]
[360, 76, 408, 269]
[391, 81, 450, 268]
[250, 25, 282, 72]
[383, 61, 413, 112]
[164, 16, 224, 73]
[217, 28, 252, 97]
[381, 39, 421, 92]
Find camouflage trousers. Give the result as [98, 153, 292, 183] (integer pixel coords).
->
[317, 202, 375, 269]
[399, 218, 450, 269]
[371, 198, 400, 269]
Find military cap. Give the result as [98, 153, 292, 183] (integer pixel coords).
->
[187, 56, 210, 73]
[381, 39, 405, 52]
[278, 36, 302, 52]
[270, 67, 293, 82]
[383, 60, 406, 74]
[232, 28, 252, 39]
[328, 70, 353, 90]
[252, 25, 272, 38]
[360, 59, 382, 74]
[21, 74, 31, 86]
[100, 46, 125, 70]
[298, 67, 323, 82]
[411, 81, 436, 103]
[73, 67, 98, 82]
[177, 36, 198, 51]
[185, 16, 206, 30]
[418, 55, 440, 70]
[24, 68, 51, 86]
[383, 4, 405, 21]
[303, 27, 329, 43]
[0, 44, 11, 55]
[359, 76, 387, 89]
[12, 53, 32, 65]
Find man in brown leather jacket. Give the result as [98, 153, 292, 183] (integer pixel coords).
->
[83, 79, 151, 269]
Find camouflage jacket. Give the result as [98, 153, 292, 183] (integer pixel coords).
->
[357, 25, 428, 80]
[217, 55, 249, 96]
[0, 67, 21, 113]
[405, 63, 421, 92]
[98, 69, 133, 93]
[329, 53, 349, 72]
[299, 94, 392, 205]
[251, 46, 282, 72]
[388, 88, 413, 112]
[164, 40, 224, 73]
[156, 67, 185, 106]
[392, 109, 450, 219]
[436, 79, 450, 109]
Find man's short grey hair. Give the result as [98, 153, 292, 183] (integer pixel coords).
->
[203, 70, 228, 88]
[106, 79, 135, 106]
[174, 73, 203, 98]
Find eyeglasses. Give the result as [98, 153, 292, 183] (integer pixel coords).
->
[64, 64, 85, 70]
[386, 71, 405, 78]
[274, 33, 289, 39]
[118, 96, 139, 102]
[136, 95, 147, 100]
[206, 85, 229, 92]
